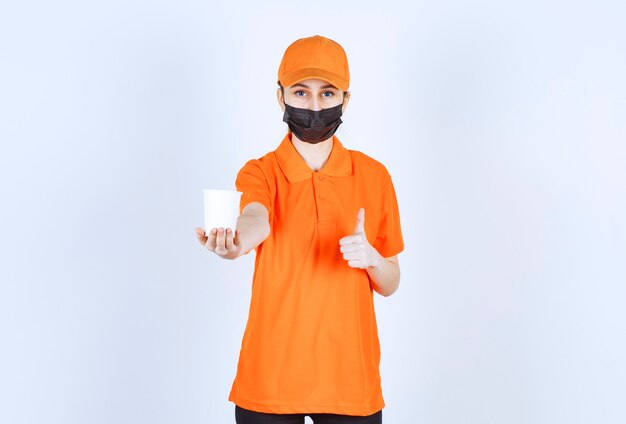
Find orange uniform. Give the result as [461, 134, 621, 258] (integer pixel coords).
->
[228, 132, 404, 416]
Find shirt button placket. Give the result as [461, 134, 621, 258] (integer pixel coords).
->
[316, 173, 325, 200]
[315, 173, 332, 224]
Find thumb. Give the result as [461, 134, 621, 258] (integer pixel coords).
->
[353, 208, 365, 234]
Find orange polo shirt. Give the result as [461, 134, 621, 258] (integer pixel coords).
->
[228, 132, 404, 416]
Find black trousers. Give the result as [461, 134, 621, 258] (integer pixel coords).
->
[235, 405, 383, 424]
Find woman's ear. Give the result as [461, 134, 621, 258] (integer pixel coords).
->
[342, 91, 351, 113]
[277, 88, 285, 112]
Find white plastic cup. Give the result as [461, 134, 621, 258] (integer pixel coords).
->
[203, 189, 242, 232]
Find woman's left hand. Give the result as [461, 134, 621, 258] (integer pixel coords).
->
[339, 208, 383, 269]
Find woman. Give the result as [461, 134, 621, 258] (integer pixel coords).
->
[195, 35, 404, 424]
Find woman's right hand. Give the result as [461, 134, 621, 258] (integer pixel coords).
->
[195, 227, 243, 260]
[195, 201, 270, 261]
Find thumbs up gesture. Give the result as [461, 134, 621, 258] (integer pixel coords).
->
[339, 208, 382, 269]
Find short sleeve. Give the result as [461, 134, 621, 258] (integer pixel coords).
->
[373, 171, 404, 258]
[235, 159, 273, 215]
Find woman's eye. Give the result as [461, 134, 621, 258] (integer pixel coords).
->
[322, 91, 334, 97]
[295, 90, 306, 96]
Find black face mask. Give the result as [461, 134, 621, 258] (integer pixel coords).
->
[282, 101, 344, 144]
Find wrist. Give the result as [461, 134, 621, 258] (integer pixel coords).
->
[367, 249, 385, 269]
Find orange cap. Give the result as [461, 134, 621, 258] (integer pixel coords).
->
[277, 35, 350, 92]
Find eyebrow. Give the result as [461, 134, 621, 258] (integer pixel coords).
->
[291, 83, 339, 90]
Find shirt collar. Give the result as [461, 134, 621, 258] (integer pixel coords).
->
[274, 133, 353, 183]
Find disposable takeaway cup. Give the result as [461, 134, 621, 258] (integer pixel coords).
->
[203, 189, 242, 233]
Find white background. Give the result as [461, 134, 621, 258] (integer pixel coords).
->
[1, 1, 625, 423]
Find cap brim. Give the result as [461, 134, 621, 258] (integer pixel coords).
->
[280, 67, 349, 92]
